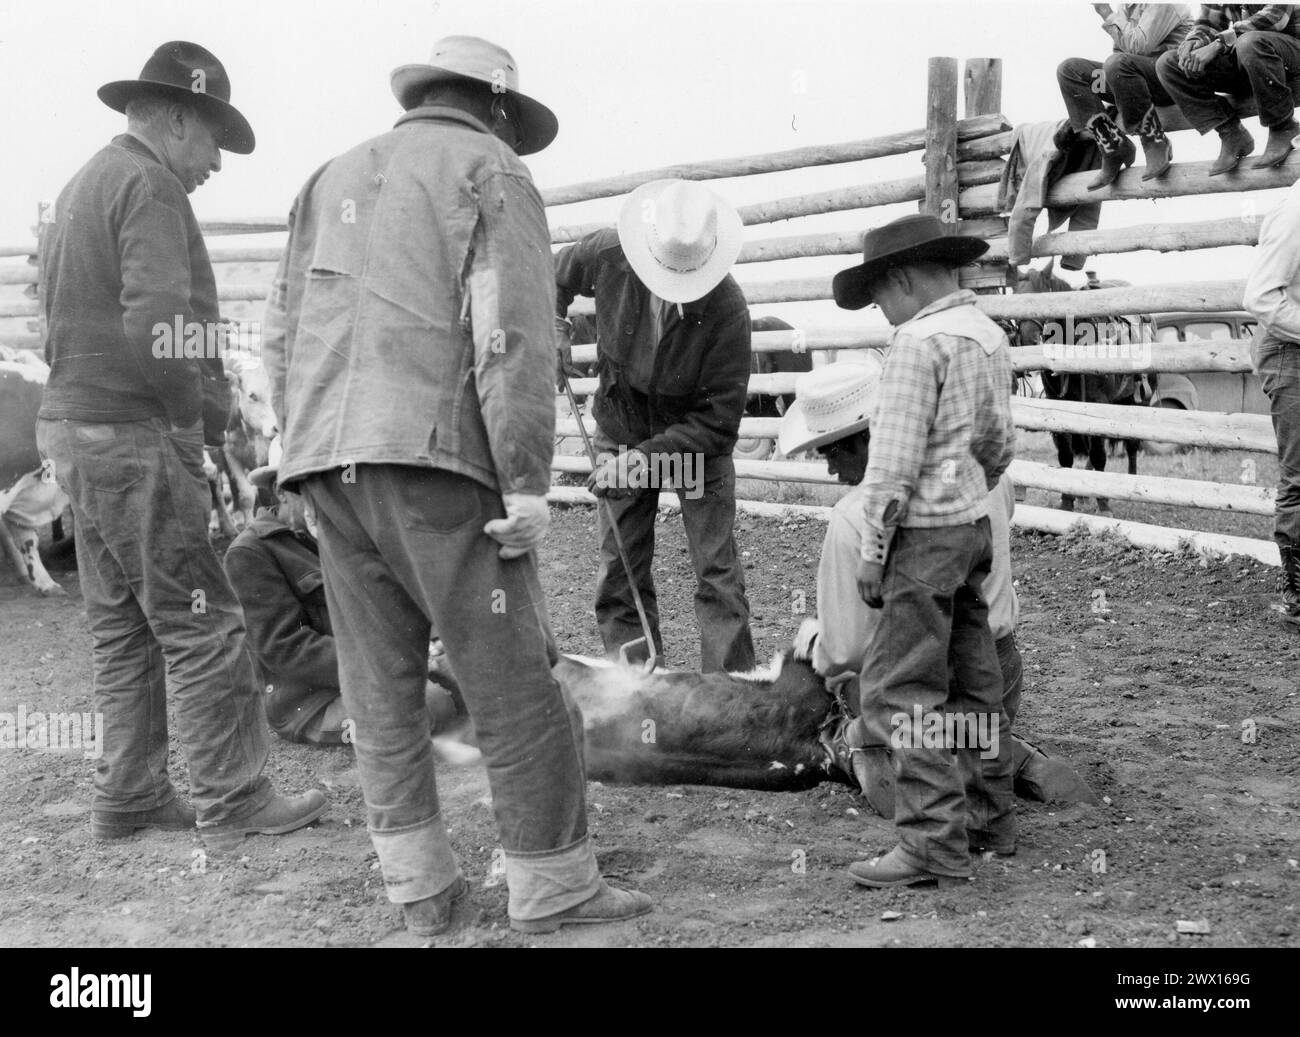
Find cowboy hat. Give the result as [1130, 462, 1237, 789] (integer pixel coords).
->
[778, 355, 885, 457]
[248, 436, 282, 490]
[832, 214, 988, 311]
[391, 35, 558, 156]
[617, 180, 744, 304]
[98, 41, 255, 155]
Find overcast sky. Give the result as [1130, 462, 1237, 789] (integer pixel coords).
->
[0, 0, 1284, 331]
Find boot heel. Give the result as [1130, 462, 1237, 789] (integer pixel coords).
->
[90, 819, 137, 840]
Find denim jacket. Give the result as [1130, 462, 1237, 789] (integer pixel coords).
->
[263, 107, 557, 496]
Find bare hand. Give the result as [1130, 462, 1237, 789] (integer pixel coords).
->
[483, 493, 550, 559]
[856, 558, 885, 609]
[1182, 42, 1220, 75]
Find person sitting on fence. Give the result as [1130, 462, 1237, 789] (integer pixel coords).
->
[222, 439, 464, 745]
[781, 360, 1094, 827]
[1244, 178, 1300, 626]
[1056, 3, 1193, 188]
[1156, 4, 1300, 174]
[828, 214, 1017, 890]
[554, 180, 756, 673]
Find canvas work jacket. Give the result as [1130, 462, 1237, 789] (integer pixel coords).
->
[263, 107, 557, 496]
[554, 228, 752, 460]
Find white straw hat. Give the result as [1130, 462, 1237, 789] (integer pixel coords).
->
[617, 179, 744, 303]
[778, 356, 885, 457]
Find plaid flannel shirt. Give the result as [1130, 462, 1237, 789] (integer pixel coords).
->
[859, 290, 1015, 558]
[1184, 5, 1300, 49]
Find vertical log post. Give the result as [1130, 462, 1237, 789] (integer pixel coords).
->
[963, 58, 1003, 120]
[960, 58, 1009, 289]
[921, 57, 959, 227]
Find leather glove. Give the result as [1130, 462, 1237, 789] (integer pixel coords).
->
[483, 493, 550, 559]
[792, 617, 820, 661]
[586, 448, 648, 499]
[857, 558, 885, 609]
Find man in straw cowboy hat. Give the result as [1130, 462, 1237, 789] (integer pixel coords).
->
[223, 439, 464, 745]
[555, 179, 756, 673]
[828, 214, 1017, 888]
[36, 41, 327, 847]
[781, 361, 1092, 831]
[263, 35, 651, 936]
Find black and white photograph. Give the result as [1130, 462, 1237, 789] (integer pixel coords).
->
[0, 0, 1295, 983]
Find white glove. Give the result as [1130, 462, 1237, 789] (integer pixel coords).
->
[792, 617, 820, 661]
[483, 493, 550, 559]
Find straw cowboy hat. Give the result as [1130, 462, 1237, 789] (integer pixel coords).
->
[248, 436, 282, 490]
[98, 41, 255, 154]
[778, 355, 885, 457]
[832, 214, 988, 311]
[391, 35, 558, 156]
[617, 179, 745, 304]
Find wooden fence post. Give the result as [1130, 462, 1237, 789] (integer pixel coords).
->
[921, 57, 959, 225]
[959, 57, 1009, 289]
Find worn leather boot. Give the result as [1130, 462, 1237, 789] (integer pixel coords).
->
[510, 881, 653, 934]
[1209, 119, 1256, 176]
[1085, 112, 1136, 190]
[1138, 105, 1173, 181]
[1252, 119, 1299, 170]
[200, 790, 329, 850]
[1272, 544, 1300, 626]
[403, 874, 468, 938]
[91, 798, 196, 840]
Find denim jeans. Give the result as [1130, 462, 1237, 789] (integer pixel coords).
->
[300, 465, 600, 920]
[1256, 340, 1300, 549]
[35, 417, 273, 824]
[859, 519, 1014, 877]
[592, 434, 755, 673]
[1157, 32, 1300, 132]
[1058, 53, 1174, 133]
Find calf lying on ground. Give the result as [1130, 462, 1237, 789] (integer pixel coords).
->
[554, 651, 1095, 807]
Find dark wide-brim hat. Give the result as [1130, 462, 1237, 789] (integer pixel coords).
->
[98, 41, 255, 154]
[832, 214, 988, 310]
[391, 35, 558, 156]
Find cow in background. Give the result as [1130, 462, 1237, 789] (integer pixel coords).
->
[1009, 262, 1156, 514]
[0, 347, 69, 595]
[218, 354, 277, 528]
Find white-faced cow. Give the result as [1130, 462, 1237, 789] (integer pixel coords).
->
[0, 347, 69, 596]
[216, 354, 277, 529]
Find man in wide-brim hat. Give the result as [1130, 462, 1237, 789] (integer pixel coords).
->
[826, 214, 1019, 890]
[264, 34, 650, 938]
[554, 178, 757, 675]
[35, 41, 328, 849]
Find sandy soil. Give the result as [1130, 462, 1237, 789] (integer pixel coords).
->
[0, 506, 1297, 948]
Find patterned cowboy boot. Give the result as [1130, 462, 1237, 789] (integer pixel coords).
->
[1137, 105, 1173, 182]
[1085, 111, 1137, 190]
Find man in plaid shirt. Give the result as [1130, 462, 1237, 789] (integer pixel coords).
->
[830, 214, 1016, 889]
[1156, 4, 1300, 173]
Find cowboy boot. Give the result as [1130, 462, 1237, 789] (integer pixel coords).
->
[1271, 544, 1300, 626]
[1085, 112, 1137, 190]
[1137, 105, 1173, 181]
[1251, 118, 1299, 170]
[1209, 119, 1256, 176]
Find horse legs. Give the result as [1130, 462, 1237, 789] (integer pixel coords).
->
[1088, 437, 1112, 515]
[1054, 433, 1076, 511]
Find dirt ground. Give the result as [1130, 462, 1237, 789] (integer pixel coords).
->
[1, 504, 1297, 948]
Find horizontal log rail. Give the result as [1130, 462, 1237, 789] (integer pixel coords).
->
[538, 113, 1010, 208]
[551, 450, 1276, 516]
[1010, 339, 1253, 374]
[1013, 504, 1279, 566]
[556, 396, 1278, 452]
